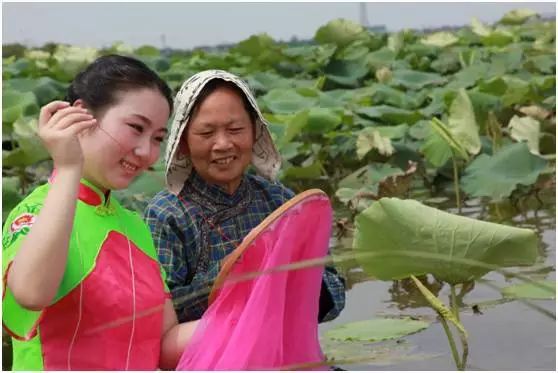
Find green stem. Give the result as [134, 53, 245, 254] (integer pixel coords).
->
[439, 316, 462, 370]
[450, 285, 467, 369]
[450, 285, 461, 323]
[452, 156, 461, 212]
[459, 329, 469, 371]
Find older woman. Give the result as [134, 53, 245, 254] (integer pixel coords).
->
[144, 70, 345, 324]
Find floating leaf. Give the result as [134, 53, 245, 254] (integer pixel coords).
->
[509, 115, 541, 155]
[461, 142, 547, 200]
[260, 89, 316, 114]
[325, 59, 369, 87]
[390, 69, 447, 91]
[325, 318, 430, 342]
[306, 108, 342, 133]
[501, 280, 555, 300]
[353, 197, 539, 284]
[356, 105, 422, 125]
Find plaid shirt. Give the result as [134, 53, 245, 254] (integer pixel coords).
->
[144, 171, 345, 323]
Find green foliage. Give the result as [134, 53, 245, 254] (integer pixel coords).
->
[353, 198, 539, 284]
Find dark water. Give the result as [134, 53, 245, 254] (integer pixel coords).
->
[320, 191, 556, 370]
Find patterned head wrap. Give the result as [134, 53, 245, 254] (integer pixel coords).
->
[164, 70, 281, 195]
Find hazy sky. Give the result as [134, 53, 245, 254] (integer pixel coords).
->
[2, 2, 555, 49]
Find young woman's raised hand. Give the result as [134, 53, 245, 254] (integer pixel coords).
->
[38, 101, 97, 169]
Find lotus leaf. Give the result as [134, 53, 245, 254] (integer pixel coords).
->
[353, 197, 539, 284]
[509, 115, 541, 155]
[325, 318, 430, 342]
[460, 142, 547, 200]
[314, 19, 366, 48]
[501, 280, 555, 300]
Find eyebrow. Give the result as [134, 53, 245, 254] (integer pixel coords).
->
[130, 113, 168, 133]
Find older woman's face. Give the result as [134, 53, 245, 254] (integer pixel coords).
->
[184, 86, 254, 194]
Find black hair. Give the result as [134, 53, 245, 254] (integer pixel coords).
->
[65, 54, 173, 115]
[190, 79, 258, 125]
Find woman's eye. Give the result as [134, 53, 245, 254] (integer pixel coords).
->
[128, 124, 143, 133]
[154, 136, 165, 143]
[229, 127, 244, 133]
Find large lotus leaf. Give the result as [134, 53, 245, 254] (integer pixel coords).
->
[2, 177, 23, 223]
[278, 110, 309, 147]
[489, 48, 523, 74]
[509, 115, 540, 155]
[52, 45, 98, 79]
[356, 105, 422, 125]
[499, 8, 538, 25]
[6, 77, 66, 106]
[371, 84, 425, 110]
[356, 128, 394, 159]
[471, 18, 514, 47]
[314, 19, 366, 48]
[353, 198, 539, 284]
[461, 142, 547, 200]
[233, 33, 276, 57]
[337, 40, 370, 61]
[134, 45, 161, 57]
[477, 77, 508, 96]
[306, 108, 342, 133]
[12, 117, 50, 164]
[448, 62, 491, 90]
[2, 91, 39, 125]
[501, 76, 532, 106]
[325, 318, 430, 342]
[390, 69, 447, 91]
[501, 280, 555, 300]
[420, 130, 453, 167]
[367, 47, 397, 70]
[420, 32, 459, 48]
[524, 54, 555, 74]
[430, 51, 461, 75]
[260, 89, 317, 114]
[325, 59, 369, 87]
[446, 89, 481, 156]
[281, 161, 323, 180]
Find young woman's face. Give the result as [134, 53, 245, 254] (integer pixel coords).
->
[184, 86, 254, 194]
[80, 88, 170, 191]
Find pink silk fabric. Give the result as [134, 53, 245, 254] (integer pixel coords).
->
[177, 192, 333, 370]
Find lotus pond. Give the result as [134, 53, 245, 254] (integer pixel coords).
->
[2, 8, 556, 371]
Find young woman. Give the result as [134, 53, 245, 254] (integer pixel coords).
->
[2, 55, 197, 370]
[144, 70, 346, 324]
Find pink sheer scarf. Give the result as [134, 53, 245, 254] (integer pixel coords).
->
[177, 190, 332, 370]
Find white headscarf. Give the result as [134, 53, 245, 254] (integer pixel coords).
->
[164, 70, 281, 195]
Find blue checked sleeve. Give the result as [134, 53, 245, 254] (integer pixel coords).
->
[144, 196, 221, 322]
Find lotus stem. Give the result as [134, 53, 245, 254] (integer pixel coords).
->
[450, 285, 461, 322]
[452, 156, 461, 212]
[439, 316, 462, 370]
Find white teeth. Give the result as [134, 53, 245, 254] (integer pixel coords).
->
[121, 160, 138, 172]
[214, 156, 234, 165]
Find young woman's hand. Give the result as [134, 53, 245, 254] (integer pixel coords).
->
[38, 101, 97, 169]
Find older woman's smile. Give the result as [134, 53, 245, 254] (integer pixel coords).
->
[212, 156, 236, 165]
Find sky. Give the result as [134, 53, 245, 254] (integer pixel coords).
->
[2, 2, 556, 50]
